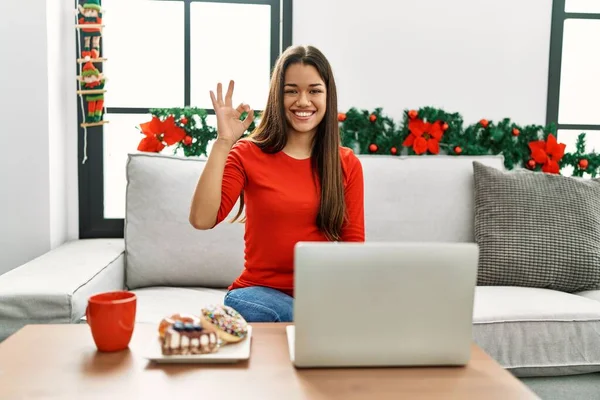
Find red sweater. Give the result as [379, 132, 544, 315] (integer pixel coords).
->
[213, 140, 365, 296]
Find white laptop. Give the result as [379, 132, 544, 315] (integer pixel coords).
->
[287, 241, 479, 368]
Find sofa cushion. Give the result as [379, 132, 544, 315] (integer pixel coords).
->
[126, 153, 505, 290]
[125, 153, 245, 290]
[361, 155, 505, 242]
[576, 290, 600, 303]
[0, 239, 125, 341]
[130, 286, 227, 324]
[473, 286, 600, 377]
[473, 162, 600, 292]
[521, 373, 600, 400]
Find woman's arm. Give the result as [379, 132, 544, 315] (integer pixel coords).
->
[340, 154, 365, 241]
[189, 138, 240, 230]
[189, 81, 254, 229]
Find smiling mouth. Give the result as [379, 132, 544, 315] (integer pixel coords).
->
[292, 111, 316, 120]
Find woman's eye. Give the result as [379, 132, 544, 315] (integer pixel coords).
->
[284, 89, 323, 95]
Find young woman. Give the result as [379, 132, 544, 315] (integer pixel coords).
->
[189, 45, 365, 323]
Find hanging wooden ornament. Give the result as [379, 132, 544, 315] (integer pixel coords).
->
[77, 0, 104, 61]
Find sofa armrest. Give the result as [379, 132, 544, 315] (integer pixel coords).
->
[0, 239, 125, 342]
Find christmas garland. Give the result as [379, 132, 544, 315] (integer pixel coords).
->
[136, 106, 599, 177]
[339, 106, 599, 177]
[137, 107, 259, 158]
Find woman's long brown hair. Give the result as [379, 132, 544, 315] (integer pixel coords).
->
[230, 45, 345, 241]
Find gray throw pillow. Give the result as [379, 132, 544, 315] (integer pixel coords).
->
[473, 161, 600, 293]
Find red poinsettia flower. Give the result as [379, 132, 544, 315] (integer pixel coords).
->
[138, 135, 165, 152]
[402, 119, 444, 155]
[137, 115, 186, 153]
[528, 133, 566, 174]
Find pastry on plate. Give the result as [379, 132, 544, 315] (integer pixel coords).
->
[200, 304, 248, 344]
[161, 321, 219, 355]
[158, 313, 201, 339]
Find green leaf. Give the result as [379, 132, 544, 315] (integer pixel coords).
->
[576, 133, 587, 154]
[491, 127, 505, 142]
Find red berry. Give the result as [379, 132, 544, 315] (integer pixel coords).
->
[337, 113, 347, 122]
[369, 143, 378, 153]
[183, 136, 192, 146]
[454, 146, 462, 154]
[579, 159, 589, 169]
[390, 147, 398, 155]
[512, 128, 520, 136]
[480, 119, 489, 128]
[181, 117, 188, 125]
[369, 114, 377, 122]
[442, 122, 449, 131]
[408, 110, 418, 119]
[527, 159, 536, 169]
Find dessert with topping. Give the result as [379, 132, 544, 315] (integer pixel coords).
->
[161, 321, 219, 355]
[200, 304, 249, 344]
[158, 313, 201, 339]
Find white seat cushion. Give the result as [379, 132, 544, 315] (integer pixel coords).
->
[131, 286, 227, 324]
[473, 286, 600, 377]
[125, 154, 245, 290]
[577, 290, 600, 303]
[1, 239, 126, 338]
[361, 155, 505, 242]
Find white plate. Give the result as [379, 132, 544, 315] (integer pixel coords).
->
[142, 325, 252, 364]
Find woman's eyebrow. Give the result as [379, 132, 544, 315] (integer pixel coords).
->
[284, 83, 324, 87]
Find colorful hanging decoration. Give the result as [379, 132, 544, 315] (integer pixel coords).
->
[77, 0, 103, 61]
[75, 0, 108, 163]
[78, 62, 106, 123]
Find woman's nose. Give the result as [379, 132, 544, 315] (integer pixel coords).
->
[297, 93, 310, 107]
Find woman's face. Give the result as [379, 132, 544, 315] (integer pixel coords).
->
[283, 63, 327, 137]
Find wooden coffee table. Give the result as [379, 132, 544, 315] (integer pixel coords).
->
[0, 323, 538, 399]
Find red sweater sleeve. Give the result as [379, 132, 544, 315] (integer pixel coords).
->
[213, 141, 247, 226]
[341, 152, 365, 242]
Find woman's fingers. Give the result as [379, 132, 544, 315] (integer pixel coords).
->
[242, 109, 255, 129]
[216, 82, 223, 104]
[209, 90, 218, 109]
[232, 103, 246, 119]
[225, 80, 234, 107]
[212, 80, 237, 110]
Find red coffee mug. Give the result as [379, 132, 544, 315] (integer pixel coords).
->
[86, 291, 137, 352]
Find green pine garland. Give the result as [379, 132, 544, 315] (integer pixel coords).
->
[140, 106, 599, 177]
[562, 134, 600, 177]
[340, 106, 600, 177]
[148, 107, 260, 157]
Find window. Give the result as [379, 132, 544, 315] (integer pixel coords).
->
[77, 0, 293, 238]
[547, 0, 600, 174]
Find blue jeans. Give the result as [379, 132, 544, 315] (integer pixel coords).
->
[224, 286, 294, 323]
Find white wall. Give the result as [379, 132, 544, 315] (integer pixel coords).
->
[293, 0, 553, 125]
[0, 0, 51, 274]
[0, 0, 78, 275]
[47, 0, 79, 248]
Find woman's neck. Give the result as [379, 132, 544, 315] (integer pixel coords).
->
[283, 129, 315, 159]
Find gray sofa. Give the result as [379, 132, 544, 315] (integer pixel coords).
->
[1, 152, 600, 399]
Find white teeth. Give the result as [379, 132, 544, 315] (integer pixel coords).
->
[294, 111, 314, 117]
